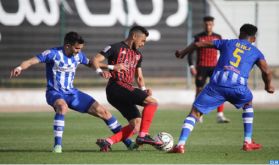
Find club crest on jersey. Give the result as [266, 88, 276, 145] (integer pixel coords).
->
[121, 50, 126, 55]
[42, 50, 51, 56]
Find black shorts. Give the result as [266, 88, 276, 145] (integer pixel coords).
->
[195, 66, 215, 87]
[106, 81, 149, 121]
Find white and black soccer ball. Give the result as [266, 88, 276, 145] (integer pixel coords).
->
[153, 132, 174, 151]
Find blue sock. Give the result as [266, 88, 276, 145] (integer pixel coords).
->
[242, 105, 254, 143]
[177, 114, 198, 146]
[104, 116, 132, 147]
[53, 113, 65, 146]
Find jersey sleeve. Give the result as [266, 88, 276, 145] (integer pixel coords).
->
[79, 52, 90, 65]
[36, 49, 55, 63]
[136, 55, 143, 68]
[256, 49, 266, 61]
[100, 45, 113, 58]
[213, 39, 226, 50]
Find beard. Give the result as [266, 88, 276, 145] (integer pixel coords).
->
[132, 43, 137, 50]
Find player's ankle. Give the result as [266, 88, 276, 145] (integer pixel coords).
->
[217, 112, 224, 117]
[106, 138, 114, 145]
[138, 132, 148, 137]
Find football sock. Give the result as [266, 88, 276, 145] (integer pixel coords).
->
[104, 116, 132, 147]
[177, 114, 198, 146]
[107, 125, 135, 144]
[139, 103, 158, 137]
[242, 105, 254, 143]
[217, 104, 224, 113]
[53, 113, 64, 146]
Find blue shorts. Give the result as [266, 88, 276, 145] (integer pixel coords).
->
[193, 84, 253, 114]
[46, 89, 95, 113]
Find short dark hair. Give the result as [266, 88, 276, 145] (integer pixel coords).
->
[64, 31, 84, 45]
[129, 25, 149, 37]
[203, 16, 214, 22]
[240, 24, 258, 37]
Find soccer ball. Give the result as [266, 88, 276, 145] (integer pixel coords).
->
[153, 132, 174, 151]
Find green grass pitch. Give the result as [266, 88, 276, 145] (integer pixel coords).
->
[0, 108, 278, 164]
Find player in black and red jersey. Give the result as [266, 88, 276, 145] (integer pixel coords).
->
[186, 16, 230, 123]
[92, 26, 162, 152]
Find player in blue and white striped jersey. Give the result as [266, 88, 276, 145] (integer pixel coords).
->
[10, 32, 136, 153]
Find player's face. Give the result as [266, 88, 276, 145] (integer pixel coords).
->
[132, 33, 147, 49]
[69, 43, 84, 56]
[204, 21, 214, 33]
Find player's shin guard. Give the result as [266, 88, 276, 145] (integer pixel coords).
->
[103, 116, 132, 147]
[177, 114, 198, 146]
[107, 125, 135, 144]
[53, 113, 64, 146]
[242, 105, 254, 143]
[139, 103, 158, 137]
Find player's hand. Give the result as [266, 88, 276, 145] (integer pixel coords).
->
[10, 67, 22, 78]
[145, 88, 152, 96]
[265, 85, 275, 94]
[175, 50, 182, 58]
[190, 67, 197, 76]
[175, 50, 185, 59]
[114, 63, 127, 72]
[99, 70, 112, 79]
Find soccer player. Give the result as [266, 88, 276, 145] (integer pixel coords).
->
[185, 16, 229, 123]
[10, 32, 136, 153]
[171, 24, 274, 153]
[92, 26, 162, 152]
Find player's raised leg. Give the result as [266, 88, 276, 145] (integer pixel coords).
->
[241, 103, 261, 151]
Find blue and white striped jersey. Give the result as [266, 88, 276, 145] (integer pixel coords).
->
[36, 47, 89, 94]
[210, 39, 265, 87]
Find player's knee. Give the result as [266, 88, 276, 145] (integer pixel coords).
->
[190, 107, 202, 120]
[88, 102, 112, 119]
[53, 99, 68, 114]
[55, 104, 68, 115]
[144, 96, 158, 105]
[96, 108, 112, 120]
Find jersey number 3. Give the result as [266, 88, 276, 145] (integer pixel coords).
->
[230, 48, 243, 67]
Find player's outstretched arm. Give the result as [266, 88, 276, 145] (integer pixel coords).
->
[256, 59, 275, 93]
[92, 53, 127, 75]
[10, 57, 40, 78]
[175, 41, 214, 59]
[175, 42, 196, 59]
[91, 53, 111, 79]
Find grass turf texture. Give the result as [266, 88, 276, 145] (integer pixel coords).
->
[0, 109, 278, 164]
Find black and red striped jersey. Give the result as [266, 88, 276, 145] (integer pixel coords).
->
[100, 41, 143, 84]
[188, 32, 222, 67]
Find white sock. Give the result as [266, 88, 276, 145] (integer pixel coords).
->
[217, 112, 224, 117]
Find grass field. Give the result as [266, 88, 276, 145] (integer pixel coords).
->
[0, 108, 278, 164]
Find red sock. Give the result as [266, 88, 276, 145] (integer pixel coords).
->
[139, 103, 158, 137]
[217, 104, 224, 113]
[108, 125, 135, 144]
